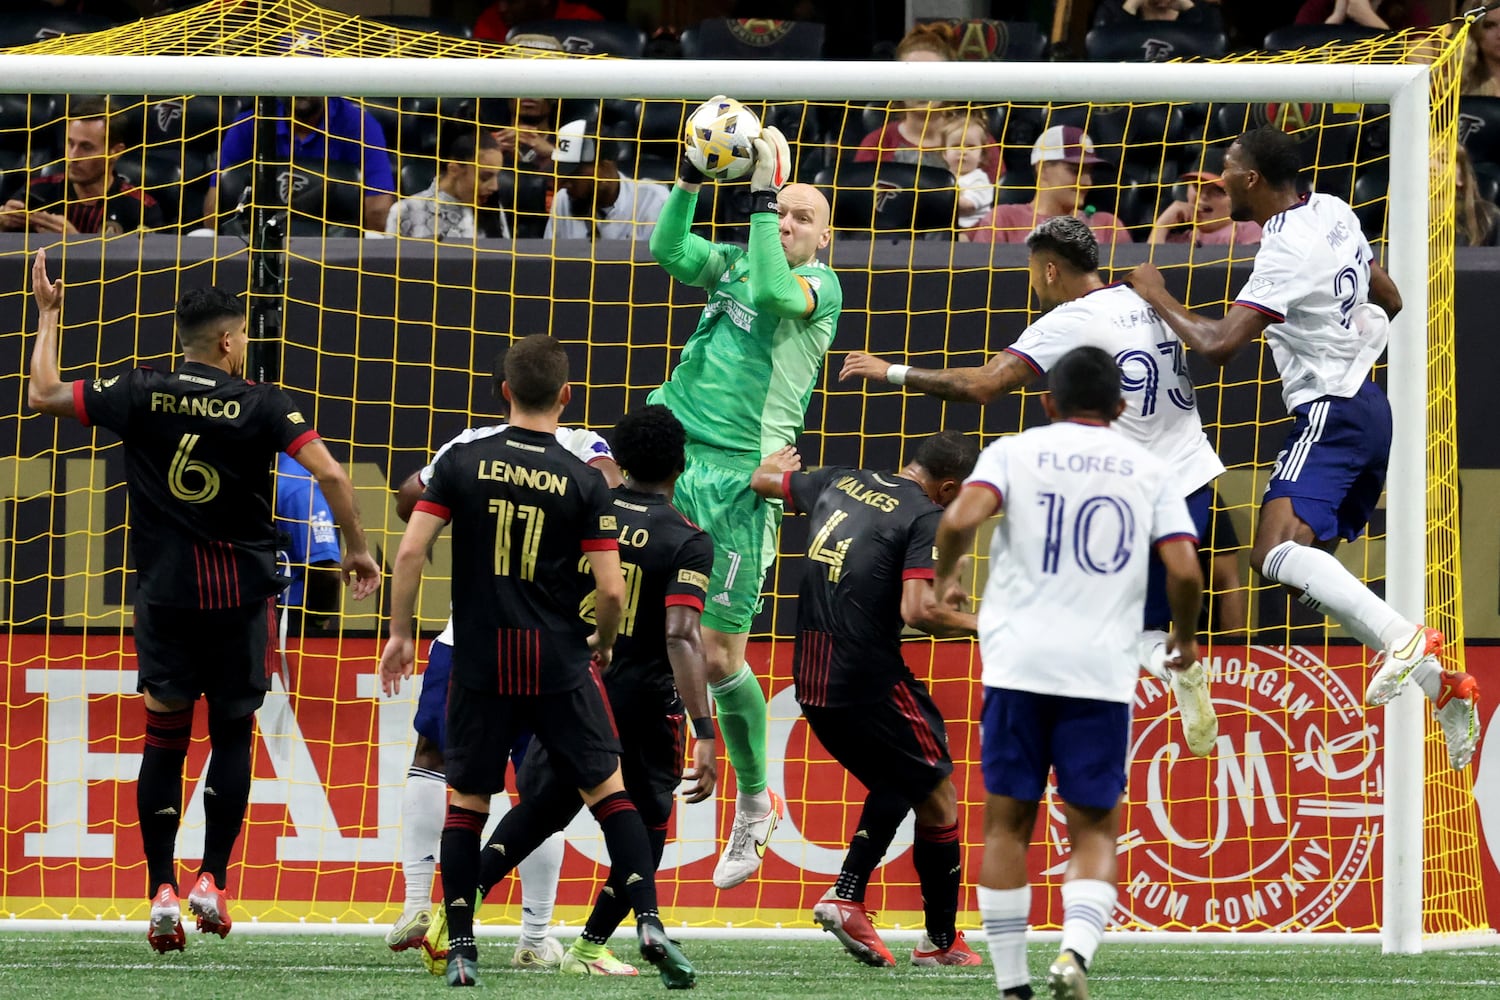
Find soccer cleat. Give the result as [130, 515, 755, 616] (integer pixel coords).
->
[1170, 660, 1219, 757]
[512, 935, 566, 969]
[712, 791, 784, 890]
[1434, 670, 1481, 770]
[421, 903, 450, 975]
[186, 872, 232, 938]
[444, 953, 480, 987]
[384, 908, 431, 953]
[1047, 951, 1090, 1000]
[911, 931, 982, 967]
[561, 944, 640, 976]
[146, 883, 186, 954]
[1136, 629, 1172, 683]
[811, 893, 895, 968]
[1366, 626, 1444, 707]
[638, 921, 696, 989]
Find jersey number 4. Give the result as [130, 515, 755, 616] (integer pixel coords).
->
[808, 509, 853, 582]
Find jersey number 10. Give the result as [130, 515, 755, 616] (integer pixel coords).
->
[1038, 491, 1136, 576]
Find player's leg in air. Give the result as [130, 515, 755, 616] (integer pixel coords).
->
[1249, 387, 1480, 769]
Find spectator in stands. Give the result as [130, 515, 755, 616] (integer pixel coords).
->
[474, 0, 603, 43]
[1092, 0, 1222, 28]
[854, 23, 1001, 183]
[0, 96, 163, 235]
[943, 114, 995, 235]
[972, 126, 1132, 245]
[1293, 0, 1433, 31]
[387, 132, 509, 240]
[1454, 146, 1500, 247]
[546, 118, 667, 242]
[1147, 160, 1262, 248]
[204, 96, 396, 233]
[1462, 8, 1500, 96]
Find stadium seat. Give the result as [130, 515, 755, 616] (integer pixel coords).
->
[995, 168, 1037, 205]
[399, 159, 438, 198]
[1350, 168, 1387, 241]
[1084, 25, 1226, 62]
[680, 19, 824, 60]
[144, 96, 243, 155]
[0, 94, 60, 154]
[1045, 103, 1186, 175]
[920, 18, 1049, 61]
[813, 161, 957, 238]
[502, 169, 551, 239]
[1262, 24, 1384, 52]
[113, 153, 185, 231]
[1471, 161, 1500, 206]
[1459, 96, 1500, 171]
[370, 15, 472, 38]
[508, 20, 646, 57]
[0, 12, 116, 49]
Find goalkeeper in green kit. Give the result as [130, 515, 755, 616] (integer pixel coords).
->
[648, 101, 841, 889]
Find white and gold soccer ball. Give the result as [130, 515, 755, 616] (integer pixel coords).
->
[684, 96, 762, 181]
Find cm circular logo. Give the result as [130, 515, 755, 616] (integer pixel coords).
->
[1042, 646, 1380, 931]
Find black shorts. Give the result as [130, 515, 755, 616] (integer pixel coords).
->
[801, 676, 954, 808]
[445, 669, 622, 797]
[133, 597, 277, 720]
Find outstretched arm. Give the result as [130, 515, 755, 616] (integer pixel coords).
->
[747, 211, 817, 320]
[1125, 263, 1272, 367]
[649, 183, 718, 286]
[840, 349, 1038, 404]
[25, 249, 76, 418]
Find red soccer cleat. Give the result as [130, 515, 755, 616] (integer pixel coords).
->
[812, 892, 895, 967]
[186, 872, 233, 938]
[911, 931, 983, 966]
[147, 883, 186, 954]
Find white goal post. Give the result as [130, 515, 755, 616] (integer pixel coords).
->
[0, 55, 1433, 953]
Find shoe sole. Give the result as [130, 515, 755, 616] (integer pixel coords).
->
[812, 905, 895, 967]
[912, 953, 982, 967]
[386, 916, 431, 952]
[1171, 662, 1219, 757]
[1367, 630, 1443, 707]
[1444, 704, 1481, 769]
[1048, 963, 1090, 1000]
[512, 951, 563, 969]
[147, 915, 185, 954]
[563, 958, 639, 977]
[188, 897, 230, 938]
[712, 795, 784, 890]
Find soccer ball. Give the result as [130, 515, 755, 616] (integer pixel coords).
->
[684, 97, 761, 180]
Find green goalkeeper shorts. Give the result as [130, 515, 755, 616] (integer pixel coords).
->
[673, 445, 782, 634]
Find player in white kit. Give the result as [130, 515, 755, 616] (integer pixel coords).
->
[1127, 125, 1480, 770]
[935, 347, 1203, 1000]
[841, 215, 1220, 752]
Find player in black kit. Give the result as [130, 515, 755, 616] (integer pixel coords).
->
[23, 249, 380, 952]
[378, 337, 695, 989]
[750, 430, 981, 969]
[461, 403, 717, 980]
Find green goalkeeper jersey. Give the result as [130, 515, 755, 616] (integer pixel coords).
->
[648, 187, 842, 465]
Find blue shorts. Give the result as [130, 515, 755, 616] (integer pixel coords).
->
[1143, 484, 1214, 630]
[415, 639, 535, 765]
[980, 686, 1132, 811]
[1264, 380, 1391, 543]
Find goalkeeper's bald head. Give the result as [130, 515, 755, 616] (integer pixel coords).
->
[776, 183, 832, 267]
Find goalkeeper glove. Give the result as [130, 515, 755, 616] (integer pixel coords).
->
[748, 125, 791, 215]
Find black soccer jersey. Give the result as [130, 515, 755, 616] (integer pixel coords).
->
[581, 486, 714, 699]
[417, 425, 617, 696]
[22, 173, 164, 234]
[74, 362, 319, 609]
[783, 467, 943, 707]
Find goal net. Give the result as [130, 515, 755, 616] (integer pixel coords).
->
[0, 0, 1487, 950]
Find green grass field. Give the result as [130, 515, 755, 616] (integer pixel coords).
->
[1, 933, 1496, 999]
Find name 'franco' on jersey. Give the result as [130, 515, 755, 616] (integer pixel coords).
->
[416, 425, 617, 696]
[74, 361, 319, 610]
[1005, 283, 1224, 500]
[648, 241, 842, 463]
[971, 420, 1198, 704]
[1234, 193, 1384, 412]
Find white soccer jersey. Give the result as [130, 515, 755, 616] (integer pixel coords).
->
[972, 420, 1198, 704]
[422, 424, 614, 647]
[1005, 283, 1224, 499]
[1234, 193, 1385, 412]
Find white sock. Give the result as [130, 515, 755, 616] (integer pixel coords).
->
[977, 884, 1031, 993]
[1059, 879, 1116, 969]
[1260, 541, 1415, 651]
[516, 830, 565, 943]
[402, 766, 447, 913]
[1411, 657, 1444, 700]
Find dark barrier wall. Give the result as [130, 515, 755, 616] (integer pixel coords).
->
[0, 238, 1492, 631]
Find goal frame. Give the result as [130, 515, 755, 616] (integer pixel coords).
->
[0, 55, 1435, 953]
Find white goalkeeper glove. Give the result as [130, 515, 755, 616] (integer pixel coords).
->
[748, 125, 791, 214]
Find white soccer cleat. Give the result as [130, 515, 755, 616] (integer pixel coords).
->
[1136, 629, 1172, 683]
[1434, 670, 1481, 770]
[561, 945, 640, 976]
[1171, 660, 1218, 757]
[1048, 951, 1090, 999]
[712, 792, 783, 890]
[384, 908, 431, 953]
[1366, 626, 1444, 707]
[512, 935, 566, 969]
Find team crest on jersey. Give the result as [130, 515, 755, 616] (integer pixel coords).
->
[288, 411, 305, 424]
[91, 375, 120, 392]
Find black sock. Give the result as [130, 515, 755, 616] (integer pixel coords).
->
[440, 804, 487, 959]
[589, 791, 662, 930]
[138, 706, 193, 896]
[1068, 948, 1089, 974]
[913, 821, 962, 950]
[835, 790, 909, 903]
[200, 711, 254, 890]
[1004, 987, 1035, 999]
[583, 821, 668, 944]
[477, 788, 580, 899]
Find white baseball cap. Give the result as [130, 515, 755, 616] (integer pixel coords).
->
[1030, 125, 1109, 167]
[553, 119, 598, 174]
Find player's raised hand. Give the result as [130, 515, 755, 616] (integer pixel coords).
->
[840, 351, 892, 384]
[31, 249, 62, 313]
[682, 739, 717, 804]
[1124, 262, 1167, 296]
[343, 549, 381, 600]
[378, 636, 415, 696]
[749, 125, 791, 193]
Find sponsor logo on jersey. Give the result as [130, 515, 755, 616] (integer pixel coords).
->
[677, 569, 710, 592]
[600, 515, 617, 532]
[711, 592, 732, 607]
